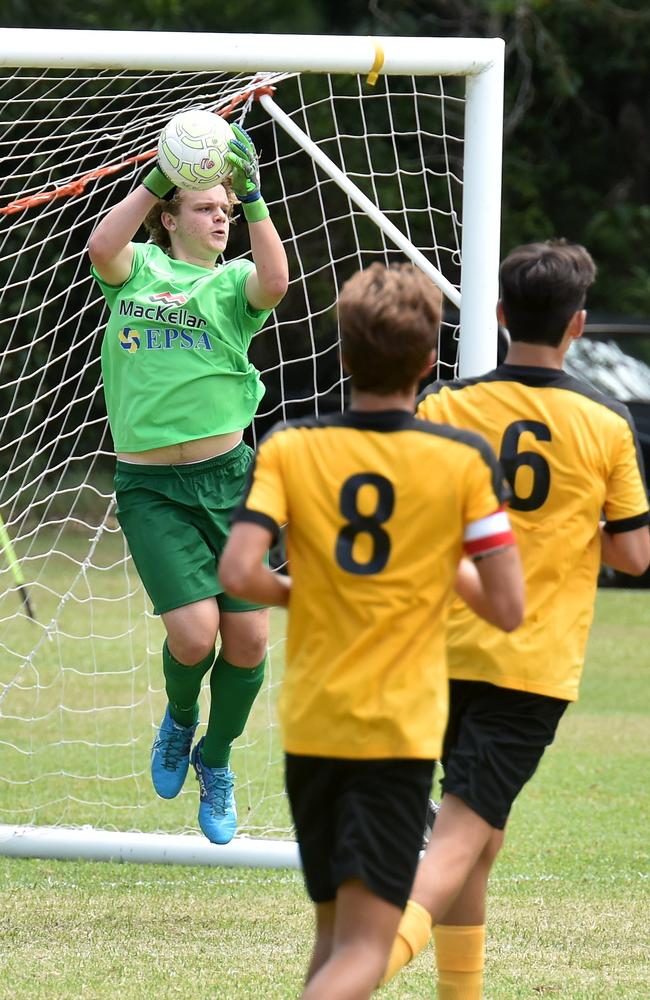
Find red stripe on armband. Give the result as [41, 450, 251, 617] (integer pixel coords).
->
[464, 529, 516, 557]
[463, 507, 515, 557]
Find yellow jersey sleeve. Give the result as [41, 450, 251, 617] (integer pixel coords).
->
[236, 429, 288, 539]
[461, 454, 514, 557]
[604, 415, 649, 530]
[417, 390, 513, 556]
[462, 444, 503, 524]
[417, 384, 445, 425]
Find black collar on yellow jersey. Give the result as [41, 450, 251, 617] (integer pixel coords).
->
[492, 364, 575, 387]
[272, 410, 420, 434]
[420, 364, 632, 415]
[340, 409, 418, 431]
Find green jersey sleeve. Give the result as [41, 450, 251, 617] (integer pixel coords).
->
[217, 258, 273, 352]
[91, 242, 152, 307]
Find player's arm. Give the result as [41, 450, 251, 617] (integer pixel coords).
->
[226, 124, 289, 310]
[599, 522, 650, 576]
[245, 218, 289, 309]
[87, 163, 173, 284]
[220, 522, 291, 607]
[454, 549, 524, 632]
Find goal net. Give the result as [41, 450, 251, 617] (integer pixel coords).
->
[0, 30, 503, 865]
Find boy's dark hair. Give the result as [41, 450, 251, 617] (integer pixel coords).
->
[337, 262, 442, 394]
[143, 179, 237, 251]
[499, 239, 597, 346]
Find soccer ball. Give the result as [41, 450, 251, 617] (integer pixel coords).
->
[158, 109, 234, 191]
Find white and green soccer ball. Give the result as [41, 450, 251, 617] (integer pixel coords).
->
[158, 109, 234, 190]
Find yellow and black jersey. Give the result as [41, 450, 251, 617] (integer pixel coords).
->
[234, 409, 511, 760]
[418, 364, 649, 701]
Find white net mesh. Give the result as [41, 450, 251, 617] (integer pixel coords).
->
[0, 65, 466, 840]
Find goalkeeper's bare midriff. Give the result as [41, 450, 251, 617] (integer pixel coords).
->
[116, 430, 244, 465]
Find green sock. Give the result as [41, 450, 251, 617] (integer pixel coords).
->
[200, 652, 266, 768]
[162, 640, 214, 728]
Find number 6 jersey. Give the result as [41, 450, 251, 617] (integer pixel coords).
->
[234, 409, 511, 760]
[418, 364, 649, 702]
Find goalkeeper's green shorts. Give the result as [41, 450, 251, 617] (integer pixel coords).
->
[114, 441, 266, 616]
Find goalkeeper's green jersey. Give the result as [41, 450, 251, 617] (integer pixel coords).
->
[418, 365, 649, 702]
[92, 243, 272, 452]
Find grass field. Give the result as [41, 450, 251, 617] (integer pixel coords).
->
[0, 526, 291, 837]
[1, 585, 649, 999]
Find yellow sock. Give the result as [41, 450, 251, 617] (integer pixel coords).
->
[380, 899, 432, 985]
[434, 924, 486, 1000]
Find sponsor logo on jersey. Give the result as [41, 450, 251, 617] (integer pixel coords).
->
[119, 327, 141, 352]
[149, 291, 188, 306]
[143, 328, 212, 350]
[118, 298, 206, 328]
[117, 325, 211, 352]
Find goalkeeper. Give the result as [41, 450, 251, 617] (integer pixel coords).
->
[88, 122, 288, 845]
[381, 240, 650, 998]
[219, 262, 524, 1000]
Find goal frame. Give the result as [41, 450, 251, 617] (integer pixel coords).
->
[0, 28, 504, 375]
[0, 28, 504, 868]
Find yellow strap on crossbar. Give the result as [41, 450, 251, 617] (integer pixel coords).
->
[366, 40, 385, 86]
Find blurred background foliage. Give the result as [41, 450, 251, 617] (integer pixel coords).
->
[2, 0, 650, 502]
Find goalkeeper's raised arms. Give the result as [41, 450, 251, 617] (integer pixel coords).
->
[226, 123, 269, 223]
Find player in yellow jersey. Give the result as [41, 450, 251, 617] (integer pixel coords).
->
[382, 240, 650, 998]
[219, 262, 524, 1000]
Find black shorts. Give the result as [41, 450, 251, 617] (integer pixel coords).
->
[441, 680, 569, 830]
[285, 754, 435, 909]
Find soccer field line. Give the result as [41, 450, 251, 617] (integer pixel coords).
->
[492, 871, 649, 884]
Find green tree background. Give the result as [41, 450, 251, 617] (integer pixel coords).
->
[2, 0, 650, 506]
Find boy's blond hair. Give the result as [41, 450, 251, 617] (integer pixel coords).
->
[338, 262, 442, 394]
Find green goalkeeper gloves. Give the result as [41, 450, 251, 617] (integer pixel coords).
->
[226, 122, 269, 223]
[141, 162, 176, 200]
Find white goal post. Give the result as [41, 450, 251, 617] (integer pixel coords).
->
[0, 29, 504, 867]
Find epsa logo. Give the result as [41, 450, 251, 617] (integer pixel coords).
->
[119, 327, 141, 352]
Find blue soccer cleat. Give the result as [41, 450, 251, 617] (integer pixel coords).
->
[150, 705, 197, 799]
[190, 737, 238, 845]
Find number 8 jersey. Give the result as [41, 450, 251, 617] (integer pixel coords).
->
[418, 364, 649, 702]
[234, 409, 511, 760]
